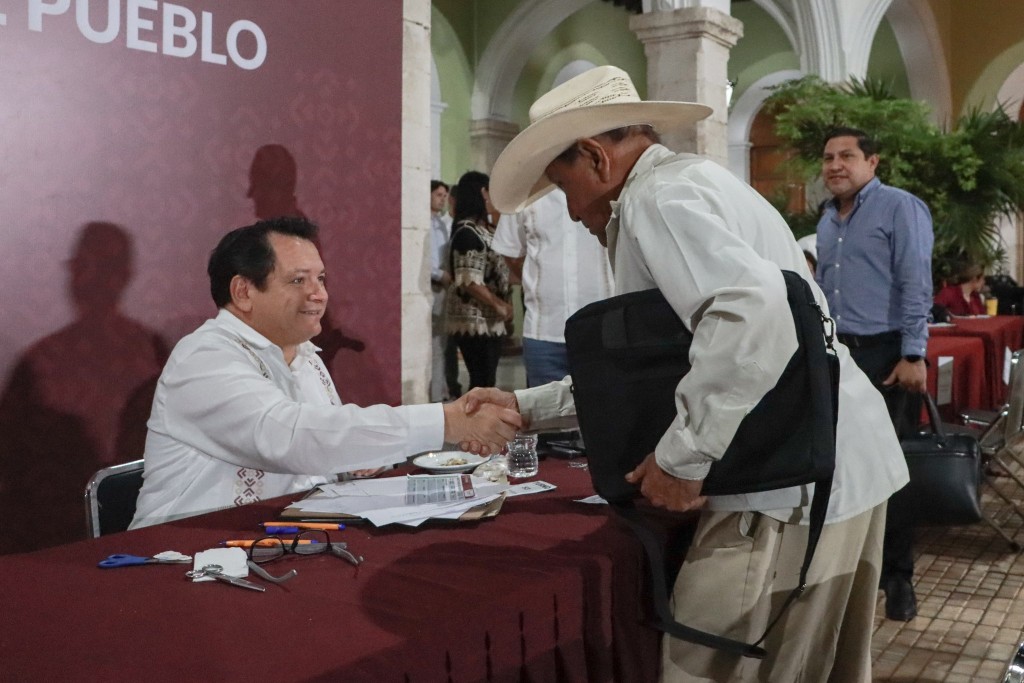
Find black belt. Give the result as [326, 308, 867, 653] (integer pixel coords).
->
[837, 331, 901, 348]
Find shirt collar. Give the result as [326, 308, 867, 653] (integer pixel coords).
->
[605, 144, 674, 260]
[215, 308, 321, 363]
[829, 176, 881, 215]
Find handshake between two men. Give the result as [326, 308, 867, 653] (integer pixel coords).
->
[441, 387, 523, 455]
[448, 387, 707, 515]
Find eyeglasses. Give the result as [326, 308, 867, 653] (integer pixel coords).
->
[246, 529, 363, 568]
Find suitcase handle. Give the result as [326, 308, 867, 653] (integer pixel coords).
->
[918, 392, 947, 444]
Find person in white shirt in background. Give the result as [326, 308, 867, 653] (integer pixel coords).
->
[491, 188, 614, 387]
[131, 217, 520, 529]
[429, 180, 454, 401]
[469, 65, 908, 682]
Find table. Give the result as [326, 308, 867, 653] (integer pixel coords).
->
[929, 316, 1024, 409]
[0, 460, 662, 682]
[926, 334, 987, 419]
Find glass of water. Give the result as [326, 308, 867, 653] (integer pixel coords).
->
[506, 433, 539, 478]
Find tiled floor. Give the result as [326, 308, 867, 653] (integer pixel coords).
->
[871, 467, 1024, 682]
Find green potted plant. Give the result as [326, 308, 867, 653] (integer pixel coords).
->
[763, 76, 1024, 287]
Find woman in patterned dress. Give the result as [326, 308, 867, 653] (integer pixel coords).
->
[445, 171, 513, 389]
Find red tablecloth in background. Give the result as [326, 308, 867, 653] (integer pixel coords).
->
[0, 460, 662, 682]
[926, 334, 987, 419]
[929, 316, 1024, 409]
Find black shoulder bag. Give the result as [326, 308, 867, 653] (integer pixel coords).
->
[564, 269, 839, 659]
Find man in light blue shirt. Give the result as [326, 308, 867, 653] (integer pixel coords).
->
[816, 126, 934, 621]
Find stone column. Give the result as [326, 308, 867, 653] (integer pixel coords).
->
[630, 7, 742, 167]
[469, 119, 520, 174]
[401, 0, 433, 404]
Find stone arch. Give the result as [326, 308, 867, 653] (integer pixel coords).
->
[752, 0, 891, 82]
[995, 61, 1024, 119]
[748, 0, 799, 54]
[472, 0, 597, 123]
[959, 46, 1024, 279]
[963, 41, 1024, 115]
[838, 0, 893, 79]
[727, 69, 803, 180]
[994, 59, 1024, 279]
[885, 0, 951, 125]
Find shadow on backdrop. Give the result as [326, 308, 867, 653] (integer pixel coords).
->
[246, 144, 388, 406]
[0, 222, 168, 554]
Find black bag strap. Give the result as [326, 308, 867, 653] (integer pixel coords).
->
[613, 475, 833, 658]
[611, 294, 840, 660]
[613, 501, 766, 658]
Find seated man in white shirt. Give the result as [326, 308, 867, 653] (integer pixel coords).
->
[131, 217, 520, 528]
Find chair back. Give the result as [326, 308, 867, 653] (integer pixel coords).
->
[1003, 639, 1024, 683]
[83, 459, 145, 538]
[1004, 350, 1024, 443]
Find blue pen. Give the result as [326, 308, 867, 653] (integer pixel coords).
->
[261, 522, 345, 532]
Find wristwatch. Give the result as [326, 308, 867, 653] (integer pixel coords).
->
[903, 355, 924, 363]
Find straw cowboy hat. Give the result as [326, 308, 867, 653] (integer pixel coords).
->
[490, 65, 712, 214]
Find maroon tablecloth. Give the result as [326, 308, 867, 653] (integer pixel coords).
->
[930, 316, 1024, 409]
[926, 334, 987, 419]
[0, 460, 661, 682]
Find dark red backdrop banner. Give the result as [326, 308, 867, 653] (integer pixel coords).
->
[0, 0, 403, 553]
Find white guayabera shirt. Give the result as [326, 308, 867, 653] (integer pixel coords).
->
[491, 189, 614, 343]
[131, 309, 443, 529]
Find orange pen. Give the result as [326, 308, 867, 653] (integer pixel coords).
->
[223, 539, 320, 548]
[261, 522, 345, 531]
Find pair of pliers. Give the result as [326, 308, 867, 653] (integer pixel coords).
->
[185, 564, 266, 592]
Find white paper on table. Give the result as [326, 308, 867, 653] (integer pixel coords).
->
[285, 475, 509, 526]
[317, 478, 407, 497]
[936, 356, 953, 405]
[406, 474, 477, 504]
[504, 481, 557, 497]
[192, 547, 248, 582]
[368, 494, 504, 527]
[575, 494, 608, 505]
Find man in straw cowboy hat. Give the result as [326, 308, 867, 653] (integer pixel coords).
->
[468, 66, 908, 681]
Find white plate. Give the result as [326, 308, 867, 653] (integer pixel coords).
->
[412, 451, 489, 474]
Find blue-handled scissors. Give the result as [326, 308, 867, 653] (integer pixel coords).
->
[98, 554, 191, 569]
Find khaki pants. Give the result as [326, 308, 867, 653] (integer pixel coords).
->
[661, 503, 886, 683]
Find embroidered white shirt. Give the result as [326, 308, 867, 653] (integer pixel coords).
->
[491, 190, 614, 343]
[131, 309, 443, 528]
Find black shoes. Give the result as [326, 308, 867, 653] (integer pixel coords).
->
[883, 577, 918, 621]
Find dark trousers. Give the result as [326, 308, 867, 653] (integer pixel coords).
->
[453, 333, 504, 390]
[843, 336, 920, 584]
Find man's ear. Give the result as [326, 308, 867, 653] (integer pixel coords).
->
[230, 275, 254, 313]
[576, 138, 611, 180]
